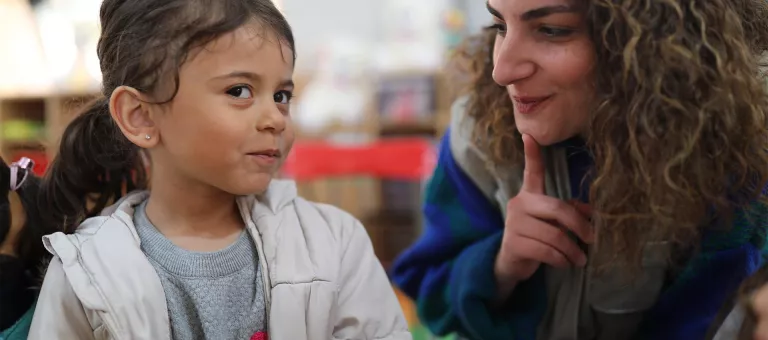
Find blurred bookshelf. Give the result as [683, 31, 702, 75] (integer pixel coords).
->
[0, 92, 97, 174]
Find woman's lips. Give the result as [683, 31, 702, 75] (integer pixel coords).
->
[512, 95, 553, 114]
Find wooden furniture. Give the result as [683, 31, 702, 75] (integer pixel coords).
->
[0, 92, 96, 169]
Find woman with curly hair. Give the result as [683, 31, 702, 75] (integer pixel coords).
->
[391, 0, 768, 339]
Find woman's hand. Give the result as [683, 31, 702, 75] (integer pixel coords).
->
[752, 283, 768, 339]
[494, 134, 594, 301]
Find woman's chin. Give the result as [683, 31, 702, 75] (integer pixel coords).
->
[516, 128, 553, 147]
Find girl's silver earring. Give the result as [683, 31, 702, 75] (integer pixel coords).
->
[145, 135, 151, 140]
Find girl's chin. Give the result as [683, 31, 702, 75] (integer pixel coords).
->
[224, 175, 272, 196]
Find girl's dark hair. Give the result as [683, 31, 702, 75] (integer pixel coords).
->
[0, 158, 50, 278]
[41, 0, 295, 233]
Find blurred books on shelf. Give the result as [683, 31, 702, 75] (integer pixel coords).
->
[376, 73, 438, 127]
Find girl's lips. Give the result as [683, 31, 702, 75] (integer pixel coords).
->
[247, 153, 278, 166]
[246, 148, 281, 166]
[513, 95, 553, 114]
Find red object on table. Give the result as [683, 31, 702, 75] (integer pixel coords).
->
[282, 138, 436, 181]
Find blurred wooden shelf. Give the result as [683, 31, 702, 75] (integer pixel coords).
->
[0, 92, 97, 161]
[1, 140, 45, 151]
[379, 120, 436, 136]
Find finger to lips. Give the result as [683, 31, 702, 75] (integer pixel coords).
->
[521, 134, 545, 194]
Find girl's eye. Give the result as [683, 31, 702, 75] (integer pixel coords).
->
[539, 26, 574, 38]
[274, 90, 293, 104]
[226, 85, 253, 99]
[486, 23, 507, 37]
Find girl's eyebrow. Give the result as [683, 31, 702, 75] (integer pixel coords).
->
[211, 71, 294, 88]
[212, 71, 262, 82]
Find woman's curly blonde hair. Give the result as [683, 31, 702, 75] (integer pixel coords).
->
[451, 0, 768, 268]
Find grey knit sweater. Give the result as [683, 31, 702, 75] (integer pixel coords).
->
[133, 200, 267, 340]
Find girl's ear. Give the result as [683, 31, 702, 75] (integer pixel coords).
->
[109, 86, 159, 149]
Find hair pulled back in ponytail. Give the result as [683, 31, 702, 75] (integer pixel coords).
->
[42, 98, 146, 232]
[40, 0, 294, 232]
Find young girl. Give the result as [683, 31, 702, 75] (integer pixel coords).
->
[0, 157, 50, 340]
[391, 0, 768, 339]
[27, 1, 410, 339]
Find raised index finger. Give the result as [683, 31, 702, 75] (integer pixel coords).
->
[521, 134, 545, 194]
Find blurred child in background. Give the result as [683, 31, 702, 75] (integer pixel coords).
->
[0, 157, 51, 340]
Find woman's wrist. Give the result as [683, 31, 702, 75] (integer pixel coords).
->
[493, 256, 519, 305]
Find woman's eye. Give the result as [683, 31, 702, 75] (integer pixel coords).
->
[486, 23, 507, 37]
[226, 85, 253, 99]
[274, 90, 293, 104]
[539, 26, 574, 38]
